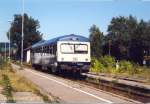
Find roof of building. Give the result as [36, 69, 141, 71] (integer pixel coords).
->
[32, 34, 89, 49]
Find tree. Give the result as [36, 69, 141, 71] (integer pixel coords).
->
[106, 15, 138, 60]
[106, 16, 129, 59]
[89, 25, 104, 57]
[129, 19, 148, 64]
[7, 13, 42, 59]
[105, 15, 150, 65]
[107, 16, 130, 43]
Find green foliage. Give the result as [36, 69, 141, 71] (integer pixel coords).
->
[7, 13, 43, 58]
[107, 16, 132, 43]
[2, 74, 12, 97]
[105, 15, 150, 64]
[90, 58, 104, 73]
[89, 24, 104, 57]
[90, 56, 150, 83]
[91, 56, 116, 73]
[119, 60, 133, 74]
[100, 55, 116, 68]
[91, 56, 133, 74]
[105, 16, 137, 60]
[2, 74, 14, 102]
[91, 56, 135, 75]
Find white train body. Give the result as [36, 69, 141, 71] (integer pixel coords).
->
[31, 34, 91, 73]
[57, 41, 90, 62]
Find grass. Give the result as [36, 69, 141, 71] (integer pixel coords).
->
[1, 74, 14, 102]
[0, 61, 52, 103]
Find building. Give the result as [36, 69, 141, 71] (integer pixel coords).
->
[0, 42, 17, 58]
[24, 40, 45, 63]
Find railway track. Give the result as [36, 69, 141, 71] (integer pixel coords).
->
[79, 77, 150, 103]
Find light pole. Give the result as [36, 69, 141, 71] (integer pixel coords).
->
[21, 0, 24, 66]
[5, 42, 6, 61]
[8, 21, 11, 61]
[109, 40, 111, 56]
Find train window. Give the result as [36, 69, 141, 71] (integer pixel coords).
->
[36, 47, 42, 53]
[34, 48, 36, 53]
[61, 43, 74, 53]
[31, 49, 34, 53]
[43, 47, 44, 53]
[41, 47, 43, 52]
[45, 46, 48, 53]
[53, 45, 57, 55]
[38, 48, 40, 53]
[45, 46, 47, 53]
[40, 47, 42, 53]
[37, 48, 39, 53]
[43, 47, 45, 53]
[60, 43, 88, 54]
[51, 45, 53, 54]
[75, 44, 88, 54]
[47, 46, 49, 53]
[38, 48, 41, 53]
[49, 46, 52, 54]
[36, 48, 38, 53]
[45, 46, 47, 52]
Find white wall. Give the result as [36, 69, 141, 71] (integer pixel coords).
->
[26, 50, 31, 63]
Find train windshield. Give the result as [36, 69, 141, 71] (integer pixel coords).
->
[74, 44, 88, 53]
[60, 43, 88, 54]
[61, 44, 74, 53]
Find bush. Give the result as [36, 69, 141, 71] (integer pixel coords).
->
[90, 56, 150, 83]
[91, 58, 104, 73]
[91, 56, 135, 74]
[100, 55, 116, 68]
[119, 60, 133, 74]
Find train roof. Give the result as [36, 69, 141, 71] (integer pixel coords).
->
[32, 34, 89, 49]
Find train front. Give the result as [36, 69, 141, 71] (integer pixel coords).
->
[57, 40, 91, 73]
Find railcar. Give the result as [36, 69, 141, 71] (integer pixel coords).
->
[31, 34, 91, 73]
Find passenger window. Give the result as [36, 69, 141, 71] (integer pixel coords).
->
[46, 46, 49, 53]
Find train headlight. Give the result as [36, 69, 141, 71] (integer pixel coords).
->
[85, 58, 88, 61]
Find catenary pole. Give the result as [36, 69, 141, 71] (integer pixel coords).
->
[21, 0, 24, 66]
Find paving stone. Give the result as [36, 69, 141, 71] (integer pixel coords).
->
[0, 86, 6, 102]
[13, 92, 44, 103]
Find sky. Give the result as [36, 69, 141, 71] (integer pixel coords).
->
[0, 0, 150, 42]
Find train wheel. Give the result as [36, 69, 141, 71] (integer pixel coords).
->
[76, 70, 81, 79]
[32, 64, 40, 70]
[72, 70, 80, 79]
[42, 66, 47, 70]
[57, 67, 62, 75]
[51, 66, 58, 74]
[32, 64, 36, 69]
